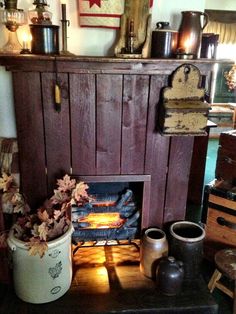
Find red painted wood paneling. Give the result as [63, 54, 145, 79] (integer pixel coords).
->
[70, 74, 96, 175]
[41, 73, 71, 195]
[121, 75, 149, 174]
[164, 136, 194, 223]
[12, 72, 47, 209]
[188, 133, 209, 205]
[3, 57, 213, 227]
[145, 75, 170, 227]
[96, 74, 122, 174]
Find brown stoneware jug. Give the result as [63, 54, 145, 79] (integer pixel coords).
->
[151, 22, 178, 58]
[140, 228, 168, 279]
[156, 256, 184, 296]
[177, 11, 209, 59]
[169, 221, 205, 281]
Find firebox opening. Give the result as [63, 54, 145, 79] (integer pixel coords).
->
[72, 181, 144, 244]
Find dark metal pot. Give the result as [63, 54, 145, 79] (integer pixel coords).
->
[30, 24, 59, 55]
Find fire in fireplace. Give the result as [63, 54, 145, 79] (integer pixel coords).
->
[72, 185, 141, 243]
[71, 175, 151, 246]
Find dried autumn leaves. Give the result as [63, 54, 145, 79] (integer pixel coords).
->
[0, 173, 89, 257]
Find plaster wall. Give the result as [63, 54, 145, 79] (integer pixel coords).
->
[205, 0, 236, 11]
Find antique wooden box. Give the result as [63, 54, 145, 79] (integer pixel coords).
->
[208, 104, 235, 138]
[202, 180, 236, 260]
[159, 64, 209, 135]
[216, 130, 236, 184]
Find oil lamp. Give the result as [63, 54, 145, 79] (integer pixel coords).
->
[28, 0, 52, 25]
[0, 0, 26, 53]
[29, 0, 59, 55]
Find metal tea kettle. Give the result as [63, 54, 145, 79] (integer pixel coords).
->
[151, 22, 178, 59]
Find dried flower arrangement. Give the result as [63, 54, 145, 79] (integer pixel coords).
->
[224, 64, 236, 91]
[0, 173, 89, 257]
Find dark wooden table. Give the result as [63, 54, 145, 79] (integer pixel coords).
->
[0, 243, 218, 313]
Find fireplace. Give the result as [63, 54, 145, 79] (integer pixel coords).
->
[0, 56, 214, 232]
[71, 175, 151, 245]
[0, 56, 218, 314]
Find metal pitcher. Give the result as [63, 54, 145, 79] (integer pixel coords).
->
[177, 11, 209, 59]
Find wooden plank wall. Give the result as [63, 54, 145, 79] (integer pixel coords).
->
[11, 64, 196, 228]
[12, 72, 48, 208]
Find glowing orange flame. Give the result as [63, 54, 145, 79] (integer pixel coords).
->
[78, 212, 125, 229]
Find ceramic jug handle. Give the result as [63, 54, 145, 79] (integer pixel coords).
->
[201, 12, 209, 30]
[156, 22, 164, 29]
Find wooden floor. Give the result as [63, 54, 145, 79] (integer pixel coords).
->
[0, 243, 218, 314]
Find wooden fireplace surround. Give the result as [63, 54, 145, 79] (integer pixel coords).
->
[0, 55, 215, 229]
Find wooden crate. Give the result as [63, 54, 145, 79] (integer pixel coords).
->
[208, 104, 234, 138]
[203, 182, 236, 260]
[216, 130, 236, 184]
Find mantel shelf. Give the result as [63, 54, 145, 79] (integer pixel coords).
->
[0, 54, 233, 74]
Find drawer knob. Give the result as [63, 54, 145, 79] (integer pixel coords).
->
[217, 217, 236, 230]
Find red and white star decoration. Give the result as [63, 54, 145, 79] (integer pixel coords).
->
[84, 0, 102, 8]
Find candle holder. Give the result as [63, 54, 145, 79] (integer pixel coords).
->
[20, 46, 31, 54]
[60, 2, 73, 55]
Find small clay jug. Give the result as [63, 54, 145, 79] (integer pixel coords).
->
[177, 11, 209, 58]
[156, 256, 184, 296]
[140, 228, 168, 279]
[151, 22, 178, 58]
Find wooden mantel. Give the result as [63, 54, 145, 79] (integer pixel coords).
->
[0, 55, 216, 228]
[0, 54, 217, 73]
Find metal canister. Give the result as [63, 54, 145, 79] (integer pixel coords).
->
[30, 24, 59, 55]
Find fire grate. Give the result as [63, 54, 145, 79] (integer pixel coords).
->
[72, 239, 140, 255]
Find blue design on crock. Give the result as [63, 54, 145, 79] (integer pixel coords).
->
[48, 261, 62, 279]
[51, 286, 61, 295]
[49, 249, 61, 258]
